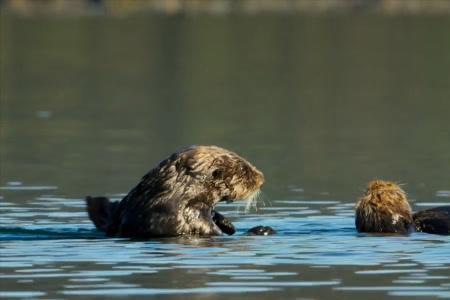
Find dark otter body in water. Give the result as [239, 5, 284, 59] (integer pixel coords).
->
[413, 206, 450, 235]
[86, 145, 264, 238]
[355, 180, 450, 235]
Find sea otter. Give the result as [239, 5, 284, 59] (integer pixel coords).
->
[355, 180, 450, 235]
[86, 145, 265, 238]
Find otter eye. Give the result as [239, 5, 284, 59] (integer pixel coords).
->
[212, 169, 223, 179]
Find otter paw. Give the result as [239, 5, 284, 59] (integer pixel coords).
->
[247, 226, 276, 236]
[212, 211, 236, 235]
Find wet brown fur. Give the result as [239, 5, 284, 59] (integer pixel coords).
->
[86, 145, 264, 238]
[355, 180, 413, 234]
[413, 206, 450, 235]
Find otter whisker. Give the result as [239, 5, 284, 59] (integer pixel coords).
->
[257, 191, 271, 208]
[235, 202, 241, 215]
[245, 190, 260, 213]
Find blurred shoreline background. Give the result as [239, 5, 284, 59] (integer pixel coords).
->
[2, 0, 450, 16]
[1, 0, 449, 197]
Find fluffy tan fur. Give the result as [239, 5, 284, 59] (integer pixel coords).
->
[355, 180, 413, 234]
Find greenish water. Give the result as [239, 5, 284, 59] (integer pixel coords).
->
[1, 13, 450, 299]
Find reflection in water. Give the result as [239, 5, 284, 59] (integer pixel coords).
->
[1, 11, 450, 300]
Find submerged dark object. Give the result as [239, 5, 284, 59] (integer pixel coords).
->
[86, 145, 264, 238]
[355, 180, 450, 235]
[247, 226, 276, 236]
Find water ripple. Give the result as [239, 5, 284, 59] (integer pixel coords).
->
[1, 191, 449, 299]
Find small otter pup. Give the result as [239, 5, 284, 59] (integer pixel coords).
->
[86, 145, 265, 238]
[355, 180, 450, 235]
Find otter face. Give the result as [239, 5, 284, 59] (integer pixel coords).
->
[355, 180, 413, 234]
[177, 145, 265, 206]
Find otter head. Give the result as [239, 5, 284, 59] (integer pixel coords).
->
[173, 145, 265, 207]
[355, 180, 413, 234]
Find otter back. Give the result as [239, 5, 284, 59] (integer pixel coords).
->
[413, 206, 450, 235]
